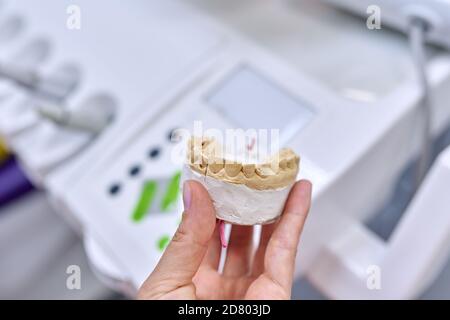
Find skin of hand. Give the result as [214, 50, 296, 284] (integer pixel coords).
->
[138, 179, 312, 300]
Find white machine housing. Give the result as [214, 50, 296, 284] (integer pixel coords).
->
[0, 0, 225, 184]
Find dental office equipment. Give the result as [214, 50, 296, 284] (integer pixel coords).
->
[322, 0, 450, 49]
[59, 39, 450, 297]
[0, 63, 81, 139]
[409, 16, 433, 187]
[323, 0, 450, 188]
[37, 94, 117, 134]
[1, 0, 450, 299]
[0, 0, 225, 185]
[0, 61, 80, 100]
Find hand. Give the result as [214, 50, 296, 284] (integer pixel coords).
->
[138, 179, 312, 300]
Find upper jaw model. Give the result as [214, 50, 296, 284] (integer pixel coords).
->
[183, 136, 300, 225]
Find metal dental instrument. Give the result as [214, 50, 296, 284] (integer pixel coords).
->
[37, 94, 117, 134]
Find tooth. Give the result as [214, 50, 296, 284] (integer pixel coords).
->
[225, 162, 242, 177]
[197, 163, 207, 174]
[204, 139, 222, 161]
[209, 157, 224, 174]
[188, 138, 203, 165]
[286, 156, 294, 169]
[190, 163, 207, 175]
[242, 164, 255, 178]
[270, 158, 280, 173]
[189, 148, 203, 165]
[279, 158, 287, 169]
[202, 153, 210, 165]
[201, 139, 211, 148]
[286, 155, 299, 169]
[256, 163, 275, 178]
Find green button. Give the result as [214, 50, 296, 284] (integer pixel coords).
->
[131, 180, 157, 222]
[157, 235, 170, 251]
[160, 171, 181, 212]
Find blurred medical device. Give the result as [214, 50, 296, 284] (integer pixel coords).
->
[1, 0, 450, 299]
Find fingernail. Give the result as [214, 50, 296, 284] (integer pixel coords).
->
[183, 181, 192, 210]
[219, 220, 227, 248]
[304, 180, 313, 195]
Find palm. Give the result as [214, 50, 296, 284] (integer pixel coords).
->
[191, 223, 291, 300]
[195, 268, 253, 300]
[195, 270, 288, 300]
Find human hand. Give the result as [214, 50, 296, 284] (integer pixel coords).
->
[137, 179, 312, 300]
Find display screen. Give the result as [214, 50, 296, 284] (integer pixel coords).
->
[206, 66, 315, 140]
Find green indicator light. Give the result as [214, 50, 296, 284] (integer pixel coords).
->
[160, 171, 181, 212]
[131, 180, 157, 222]
[157, 235, 170, 251]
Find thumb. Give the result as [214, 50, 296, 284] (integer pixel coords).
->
[138, 180, 216, 297]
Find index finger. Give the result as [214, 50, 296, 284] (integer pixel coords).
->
[263, 180, 312, 291]
[138, 181, 217, 297]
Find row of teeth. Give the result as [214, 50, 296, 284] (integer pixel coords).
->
[187, 140, 298, 178]
[189, 159, 298, 178]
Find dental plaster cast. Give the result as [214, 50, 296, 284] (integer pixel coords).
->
[182, 136, 300, 225]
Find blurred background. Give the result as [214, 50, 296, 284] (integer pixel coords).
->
[1, 0, 449, 299]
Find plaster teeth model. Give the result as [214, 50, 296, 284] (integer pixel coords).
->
[182, 136, 300, 225]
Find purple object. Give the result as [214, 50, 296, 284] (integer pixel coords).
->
[0, 157, 34, 206]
